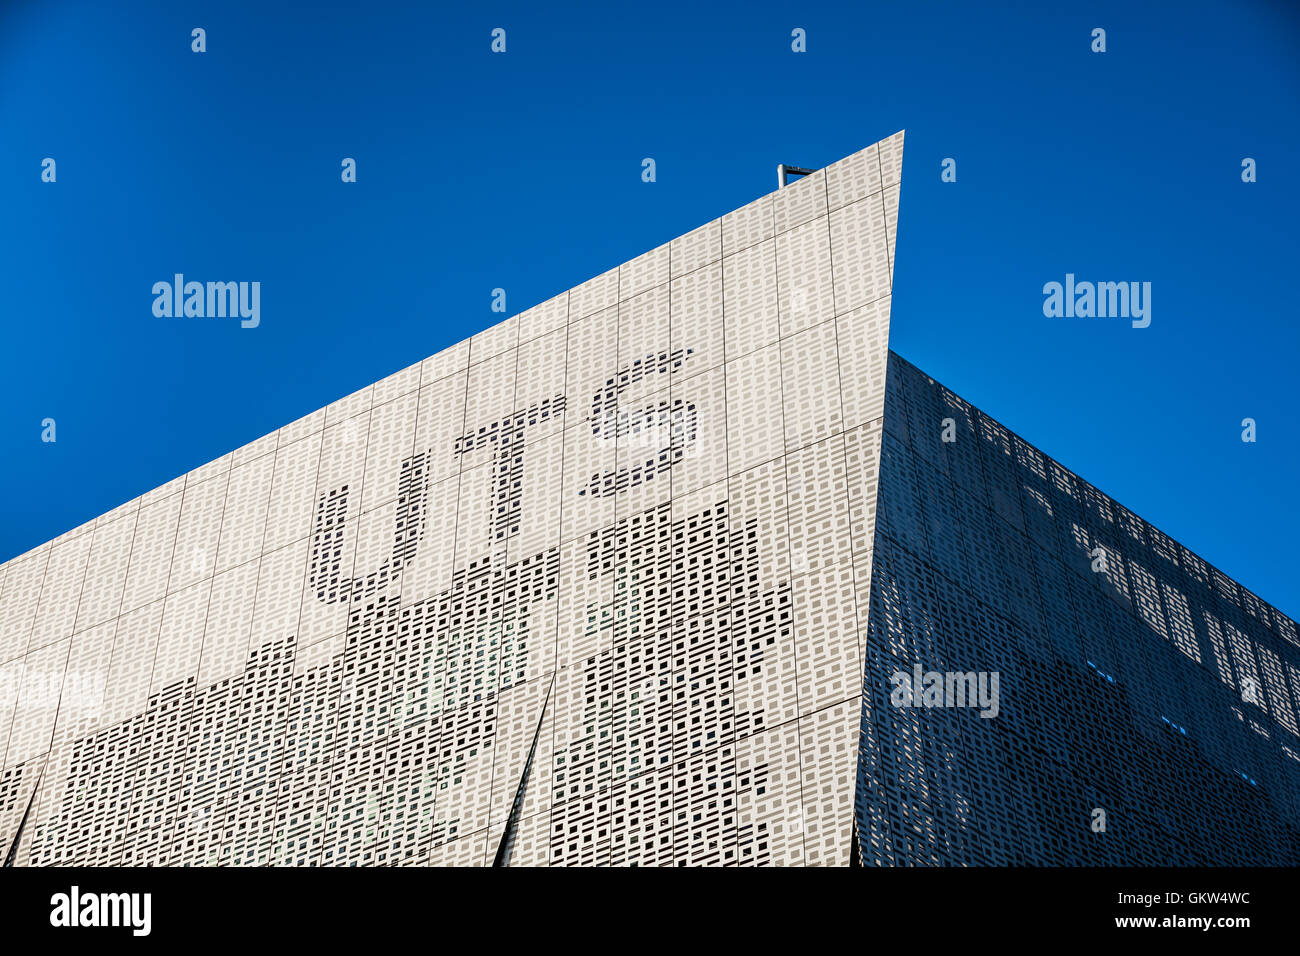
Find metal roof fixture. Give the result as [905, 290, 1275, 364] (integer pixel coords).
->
[777, 164, 816, 188]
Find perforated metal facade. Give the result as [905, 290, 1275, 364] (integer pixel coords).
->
[0, 132, 902, 867]
[856, 353, 1300, 865]
[5, 127, 1293, 867]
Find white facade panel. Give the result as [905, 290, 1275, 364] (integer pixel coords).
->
[0, 132, 904, 866]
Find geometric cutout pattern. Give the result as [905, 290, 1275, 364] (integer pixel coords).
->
[0, 132, 903, 866]
[856, 353, 1300, 865]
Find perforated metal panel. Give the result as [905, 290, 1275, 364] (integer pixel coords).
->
[855, 353, 1300, 865]
[0, 132, 902, 867]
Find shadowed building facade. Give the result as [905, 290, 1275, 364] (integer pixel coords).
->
[857, 353, 1300, 865]
[2, 129, 1297, 866]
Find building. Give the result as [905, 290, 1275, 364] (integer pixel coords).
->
[2, 130, 1297, 866]
[858, 352, 1300, 865]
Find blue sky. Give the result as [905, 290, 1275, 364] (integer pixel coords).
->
[2, 0, 1297, 614]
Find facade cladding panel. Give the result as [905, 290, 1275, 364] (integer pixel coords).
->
[0, 133, 901, 867]
[856, 353, 1300, 865]
[1, 128, 1295, 866]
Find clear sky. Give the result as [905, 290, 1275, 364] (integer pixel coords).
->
[2, 0, 1297, 615]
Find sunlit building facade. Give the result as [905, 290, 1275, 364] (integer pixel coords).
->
[3, 129, 1296, 867]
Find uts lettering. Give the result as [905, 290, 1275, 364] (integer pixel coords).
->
[310, 349, 697, 603]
